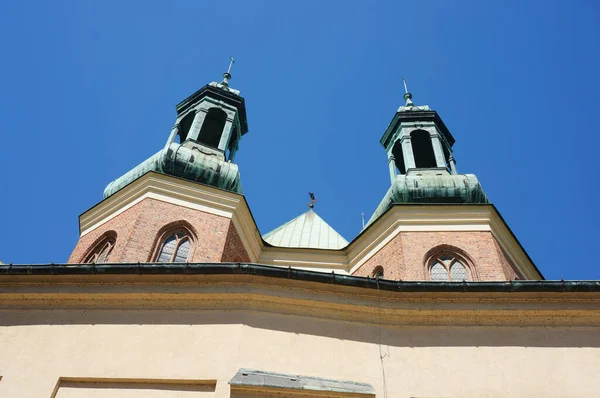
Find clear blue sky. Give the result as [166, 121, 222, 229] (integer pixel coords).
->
[1, 1, 599, 279]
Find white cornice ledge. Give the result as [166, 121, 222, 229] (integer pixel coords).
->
[79, 172, 263, 262]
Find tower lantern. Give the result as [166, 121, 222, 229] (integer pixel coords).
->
[367, 79, 488, 225]
[104, 59, 249, 197]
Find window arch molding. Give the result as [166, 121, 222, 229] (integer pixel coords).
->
[80, 231, 118, 264]
[423, 244, 478, 281]
[148, 221, 198, 263]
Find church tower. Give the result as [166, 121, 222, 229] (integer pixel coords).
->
[104, 59, 248, 197]
[351, 81, 540, 281]
[66, 68, 541, 283]
[68, 61, 258, 265]
[368, 81, 488, 224]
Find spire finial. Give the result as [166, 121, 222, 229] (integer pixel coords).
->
[308, 192, 317, 209]
[402, 76, 413, 106]
[221, 57, 235, 86]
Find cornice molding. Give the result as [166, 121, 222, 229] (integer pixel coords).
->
[0, 274, 596, 326]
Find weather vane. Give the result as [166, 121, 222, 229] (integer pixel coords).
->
[402, 76, 414, 106]
[308, 192, 317, 209]
[221, 57, 235, 86]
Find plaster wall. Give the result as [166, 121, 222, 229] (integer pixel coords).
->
[0, 309, 598, 398]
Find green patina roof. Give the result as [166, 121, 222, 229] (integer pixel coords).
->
[104, 143, 242, 198]
[367, 171, 489, 226]
[263, 209, 348, 250]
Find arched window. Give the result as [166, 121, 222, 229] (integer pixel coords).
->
[410, 129, 437, 168]
[429, 255, 470, 281]
[177, 111, 196, 143]
[85, 238, 116, 264]
[156, 232, 191, 263]
[372, 266, 384, 279]
[198, 108, 227, 149]
[392, 141, 406, 174]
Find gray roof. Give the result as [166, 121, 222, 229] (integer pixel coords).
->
[229, 368, 375, 396]
[263, 209, 348, 250]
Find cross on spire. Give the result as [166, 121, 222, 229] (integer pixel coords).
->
[402, 76, 414, 106]
[221, 57, 235, 86]
[227, 57, 235, 74]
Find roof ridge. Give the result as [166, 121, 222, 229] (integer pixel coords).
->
[262, 209, 348, 250]
[262, 210, 308, 240]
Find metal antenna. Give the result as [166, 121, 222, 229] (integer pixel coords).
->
[221, 57, 235, 86]
[401, 76, 414, 106]
[361, 212, 365, 229]
[308, 192, 317, 209]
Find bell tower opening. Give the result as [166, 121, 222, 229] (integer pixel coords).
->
[392, 141, 406, 174]
[410, 129, 436, 168]
[198, 108, 227, 149]
[177, 112, 195, 143]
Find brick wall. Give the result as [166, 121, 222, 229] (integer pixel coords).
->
[221, 223, 251, 263]
[352, 232, 406, 281]
[68, 198, 249, 264]
[352, 231, 520, 281]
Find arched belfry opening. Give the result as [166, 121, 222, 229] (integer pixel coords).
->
[410, 129, 436, 168]
[392, 141, 406, 174]
[198, 108, 227, 149]
[177, 112, 195, 143]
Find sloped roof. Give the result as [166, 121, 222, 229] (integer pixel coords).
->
[263, 209, 348, 250]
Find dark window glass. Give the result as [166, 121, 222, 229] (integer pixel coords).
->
[86, 239, 115, 264]
[430, 256, 471, 281]
[157, 233, 192, 263]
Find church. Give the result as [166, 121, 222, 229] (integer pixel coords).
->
[0, 65, 598, 397]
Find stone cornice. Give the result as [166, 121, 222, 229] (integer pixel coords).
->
[0, 271, 597, 326]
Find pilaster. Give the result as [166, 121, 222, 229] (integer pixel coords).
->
[218, 118, 234, 151]
[430, 134, 447, 168]
[401, 137, 416, 169]
[165, 124, 180, 149]
[388, 155, 397, 184]
[187, 109, 207, 141]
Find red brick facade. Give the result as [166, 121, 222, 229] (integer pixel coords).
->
[352, 231, 523, 281]
[69, 196, 522, 282]
[221, 222, 251, 263]
[68, 198, 249, 264]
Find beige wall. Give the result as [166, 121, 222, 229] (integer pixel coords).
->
[0, 308, 598, 397]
